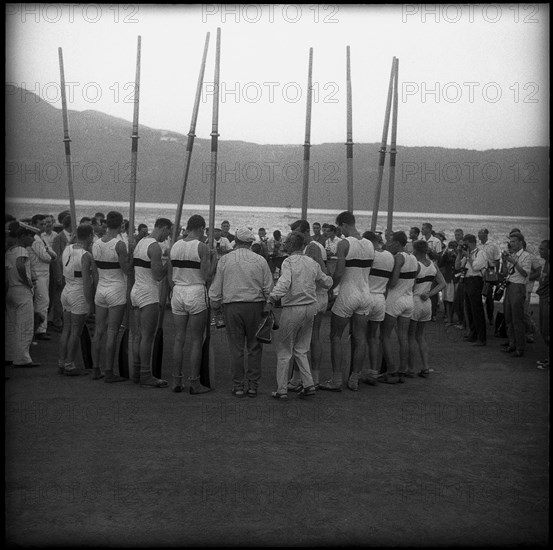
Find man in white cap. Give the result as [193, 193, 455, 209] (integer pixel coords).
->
[209, 227, 273, 397]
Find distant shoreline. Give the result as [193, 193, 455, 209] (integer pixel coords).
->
[5, 197, 549, 223]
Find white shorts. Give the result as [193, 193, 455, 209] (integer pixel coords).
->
[411, 295, 431, 322]
[61, 286, 89, 315]
[171, 285, 207, 316]
[368, 293, 386, 322]
[95, 283, 127, 308]
[315, 288, 328, 314]
[332, 288, 372, 318]
[130, 284, 159, 309]
[385, 294, 414, 319]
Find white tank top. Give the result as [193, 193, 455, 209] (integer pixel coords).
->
[388, 252, 418, 299]
[132, 237, 160, 293]
[340, 237, 374, 291]
[414, 260, 437, 296]
[369, 249, 394, 294]
[62, 244, 87, 290]
[92, 237, 126, 288]
[170, 240, 205, 286]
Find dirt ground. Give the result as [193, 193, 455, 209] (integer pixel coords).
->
[5, 306, 549, 547]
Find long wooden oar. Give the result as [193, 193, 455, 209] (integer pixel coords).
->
[386, 58, 399, 235]
[59, 47, 93, 369]
[370, 56, 395, 232]
[119, 35, 141, 379]
[300, 47, 313, 220]
[200, 27, 221, 389]
[151, 31, 212, 380]
[346, 45, 354, 212]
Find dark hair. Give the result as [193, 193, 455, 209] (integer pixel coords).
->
[154, 218, 173, 230]
[273, 230, 281, 239]
[336, 211, 355, 226]
[422, 222, 433, 231]
[391, 231, 408, 247]
[362, 230, 378, 243]
[8, 221, 35, 239]
[509, 232, 525, 244]
[106, 211, 124, 230]
[76, 224, 94, 241]
[94, 212, 105, 219]
[313, 222, 321, 228]
[287, 230, 305, 251]
[464, 234, 477, 244]
[138, 223, 148, 232]
[31, 214, 46, 225]
[290, 220, 310, 234]
[61, 215, 72, 229]
[327, 224, 337, 234]
[80, 216, 92, 224]
[410, 226, 420, 236]
[186, 215, 206, 232]
[221, 220, 230, 225]
[58, 210, 70, 224]
[322, 223, 329, 229]
[413, 240, 429, 254]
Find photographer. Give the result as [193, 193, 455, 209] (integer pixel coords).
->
[500, 232, 532, 357]
[455, 234, 488, 346]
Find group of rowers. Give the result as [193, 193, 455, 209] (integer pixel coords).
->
[13, 209, 460, 399]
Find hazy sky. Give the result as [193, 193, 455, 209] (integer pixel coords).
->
[6, 3, 550, 150]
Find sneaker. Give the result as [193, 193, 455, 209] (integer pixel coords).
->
[360, 374, 378, 386]
[318, 379, 342, 392]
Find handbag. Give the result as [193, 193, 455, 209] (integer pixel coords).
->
[484, 266, 499, 283]
[256, 311, 277, 344]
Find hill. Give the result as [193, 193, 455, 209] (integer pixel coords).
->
[5, 87, 549, 217]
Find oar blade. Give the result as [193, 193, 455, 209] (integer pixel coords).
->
[118, 328, 130, 378]
[80, 324, 93, 369]
[152, 327, 163, 379]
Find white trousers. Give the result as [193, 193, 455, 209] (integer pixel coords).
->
[275, 303, 317, 394]
[33, 273, 50, 333]
[6, 285, 34, 364]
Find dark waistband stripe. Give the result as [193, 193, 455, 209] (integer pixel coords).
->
[415, 275, 435, 284]
[172, 259, 201, 269]
[370, 268, 392, 279]
[95, 261, 121, 270]
[345, 259, 374, 268]
[134, 258, 151, 269]
[399, 271, 417, 279]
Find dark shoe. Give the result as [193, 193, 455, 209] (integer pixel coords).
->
[287, 381, 303, 393]
[172, 373, 184, 393]
[299, 385, 316, 398]
[500, 342, 512, 349]
[379, 373, 403, 384]
[472, 341, 487, 347]
[318, 379, 342, 392]
[246, 388, 257, 398]
[35, 333, 51, 341]
[91, 368, 104, 380]
[271, 391, 288, 400]
[418, 369, 430, 378]
[360, 374, 378, 385]
[232, 388, 245, 398]
[189, 383, 212, 395]
[463, 337, 477, 343]
[105, 373, 128, 383]
[13, 362, 41, 368]
[139, 376, 167, 388]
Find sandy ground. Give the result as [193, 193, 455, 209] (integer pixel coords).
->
[5, 307, 549, 547]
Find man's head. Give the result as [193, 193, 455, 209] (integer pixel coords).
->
[421, 222, 433, 237]
[273, 230, 281, 240]
[508, 232, 525, 253]
[284, 231, 305, 254]
[76, 223, 94, 245]
[454, 228, 464, 242]
[221, 220, 231, 234]
[413, 239, 429, 257]
[387, 231, 408, 254]
[186, 214, 205, 238]
[326, 225, 337, 239]
[137, 224, 148, 238]
[58, 210, 71, 224]
[463, 234, 478, 251]
[153, 218, 173, 242]
[290, 219, 310, 237]
[31, 214, 46, 232]
[362, 230, 383, 250]
[258, 227, 267, 240]
[106, 211, 124, 231]
[43, 215, 54, 233]
[80, 216, 93, 225]
[8, 221, 38, 247]
[61, 214, 72, 231]
[478, 228, 489, 244]
[335, 211, 355, 237]
[312, 222, 322, 235]
[234, 227, 256, 245]
[409, 226, 420, 241]
[538, 239, 549, 260]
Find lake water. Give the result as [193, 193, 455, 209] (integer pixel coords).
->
[6, 198, 549, 254]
